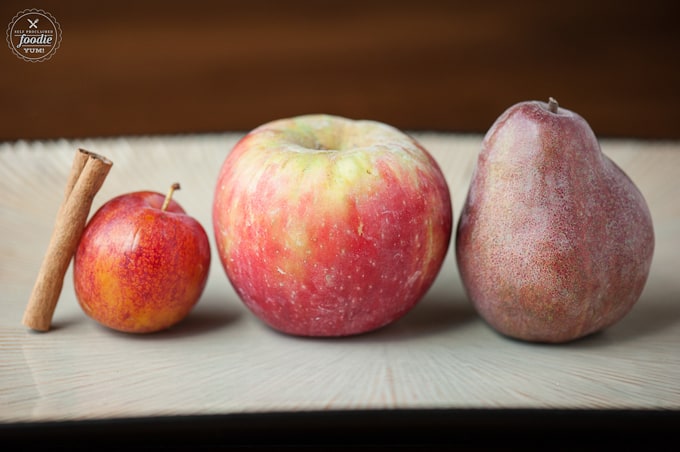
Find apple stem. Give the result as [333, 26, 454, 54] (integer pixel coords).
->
[161, 183, 181, 212]
[548, 97, 559, 113]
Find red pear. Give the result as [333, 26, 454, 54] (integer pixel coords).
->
[456, 98, 654, 343]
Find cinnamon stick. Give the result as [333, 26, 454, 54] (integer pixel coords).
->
[23, 148, 113, 331]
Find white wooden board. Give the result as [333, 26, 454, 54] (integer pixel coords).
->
[1, 133, 679, 422]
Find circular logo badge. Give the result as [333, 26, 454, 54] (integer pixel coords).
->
[6, 9, 62, 62]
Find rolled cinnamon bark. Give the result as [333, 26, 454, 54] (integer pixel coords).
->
[23, 149, 112, 332]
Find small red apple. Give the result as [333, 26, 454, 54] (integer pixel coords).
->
[213, 114, 453, 337]
[73, 183, 211, 333]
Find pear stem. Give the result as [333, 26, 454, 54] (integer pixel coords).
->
[548, 97, 559, 113]
[161, 183, 181, 212]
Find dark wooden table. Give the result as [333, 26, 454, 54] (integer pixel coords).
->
[1, 0, 679, 141]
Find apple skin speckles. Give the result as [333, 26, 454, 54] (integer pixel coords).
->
[213, 114, 452, 337]
[74, 190, 211, 333]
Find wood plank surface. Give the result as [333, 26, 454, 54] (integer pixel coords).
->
[1, 133, 678, 423]
[1, 0, 679, 140]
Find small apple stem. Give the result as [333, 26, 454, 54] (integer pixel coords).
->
[161, 183, 181, 211]
[548, 97, 559, 113]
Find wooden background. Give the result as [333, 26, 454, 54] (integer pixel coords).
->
[1, 0, 679, 141]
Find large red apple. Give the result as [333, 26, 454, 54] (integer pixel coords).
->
[74, 184, 211, 333]
[213, 114, 452, 336]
